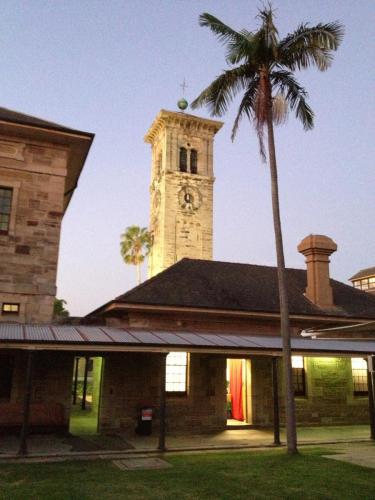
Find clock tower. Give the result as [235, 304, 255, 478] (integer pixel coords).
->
[145, 108, 223, 278]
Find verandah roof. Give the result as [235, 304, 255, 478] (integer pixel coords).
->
[0, 324, 375, 356]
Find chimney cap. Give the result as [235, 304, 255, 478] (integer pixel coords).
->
[298, 234, 337, 256]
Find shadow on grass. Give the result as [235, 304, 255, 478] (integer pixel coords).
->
[1, 447, 375, 499]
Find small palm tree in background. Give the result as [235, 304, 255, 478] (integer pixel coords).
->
[120, 225, 152, 285]
[53, 298, 69, 319]
[191, 5, 343, 453]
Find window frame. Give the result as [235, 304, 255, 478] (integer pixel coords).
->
[0, 186, 13, 234]
[351, 358, 368, 396]
[1, 303, 20, 315]
[179, 147, 187, 173]
[354, 277, 375, 290]
[0, 179, 20, 237]
[292, 356, 307, 397]
[190, 149, 198, 174]
[165, 351, 188, 396]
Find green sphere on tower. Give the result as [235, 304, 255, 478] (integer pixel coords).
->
[177, 98, 188, 111]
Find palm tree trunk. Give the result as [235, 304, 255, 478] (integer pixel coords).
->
[266, 89, 297, 454]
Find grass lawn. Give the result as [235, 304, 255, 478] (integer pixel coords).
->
[1, 448, 375, 500]
[69, 406, 98, 435]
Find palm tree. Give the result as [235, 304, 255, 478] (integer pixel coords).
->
[191, 6, 343, 454]
[53, 298, 69, 319]
[120, 225, 152, 285]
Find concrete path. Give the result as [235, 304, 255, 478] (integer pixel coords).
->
[0, 425, 373, 462]
[324, 442, 375, 469]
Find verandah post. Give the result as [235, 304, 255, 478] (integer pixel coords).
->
[158, 352, 168, 451]
[72, 356, 79, 405]
[367, 355, 375, 440]
[82, 355, 89, 410]
[272, 356, 281, 445]
[18, 350, 34, 456]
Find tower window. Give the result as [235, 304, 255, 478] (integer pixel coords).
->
[351, 358, 368, 396]
[190, 149, 198, 174]
[292, 356, 306, 396]
[0, 187, 13, 234]
[179, 148, 187, 172]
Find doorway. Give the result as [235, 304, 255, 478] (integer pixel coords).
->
[226, 358, 252, 426]
[69, 356, 104, 435]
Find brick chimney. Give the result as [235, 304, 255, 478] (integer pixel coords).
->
[297, 234, 337, 309]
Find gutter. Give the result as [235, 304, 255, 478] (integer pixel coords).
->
[301, 320, 375, 337]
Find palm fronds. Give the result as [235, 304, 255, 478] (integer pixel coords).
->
[279, 22, 344, 71]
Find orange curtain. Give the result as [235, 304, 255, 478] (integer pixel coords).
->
[229, 360, 244, 421]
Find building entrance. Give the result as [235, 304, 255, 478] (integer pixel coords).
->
[69, 356, 104, 435]
[226, 358, 252, 427]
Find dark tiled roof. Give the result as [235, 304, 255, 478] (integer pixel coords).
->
[97, 259, 375, 320]
[350, 266, 375, 281]
[0, 107, 93, 136]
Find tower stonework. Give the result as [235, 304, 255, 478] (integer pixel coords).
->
[145, 110, 222, 278]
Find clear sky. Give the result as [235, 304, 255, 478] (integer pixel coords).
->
[2, 0, 374, 316]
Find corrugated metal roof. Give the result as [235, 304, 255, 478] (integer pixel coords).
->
[0, 324, 375, 355]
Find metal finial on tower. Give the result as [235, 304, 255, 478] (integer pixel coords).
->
[177, 78, 189, 111]
[180, 78, 188, 96]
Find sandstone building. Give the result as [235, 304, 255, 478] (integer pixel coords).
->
[0, 107, 374, 453]
[0, 108, 93, 323]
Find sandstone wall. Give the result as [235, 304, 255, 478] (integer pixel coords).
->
[0, 350, 73, 431]
[99, 352, 227, 435]
[0, 138, 68, 323]
[251, 355, 370, 426]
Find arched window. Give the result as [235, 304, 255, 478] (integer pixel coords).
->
[190, 149, 198, 174]
[179, 148, 187, 172]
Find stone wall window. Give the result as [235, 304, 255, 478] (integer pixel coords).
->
[166, 352, 188, 394]
[179, 148, 187, 172]
[351, 358, 368, 395]
[292, 355, 306, 396]
[0, 187, 13, 234]
[1, 303, 20, 315]
[190, 149, 198, 174]
[0, 354, 14, 401]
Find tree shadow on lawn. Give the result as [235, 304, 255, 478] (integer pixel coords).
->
[1, 447, 375, 500]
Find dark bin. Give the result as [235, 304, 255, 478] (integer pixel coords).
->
[135, 407, 153, 435]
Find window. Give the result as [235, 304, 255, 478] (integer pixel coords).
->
[179, 148, 187, 172]
[351, 358, 368, 395]
[190, 149, 198, 174]
[2, 303, 20, 315]
[353, 277, 375, 291]
[292, 356, 306, 396]
[0, 187, 13, 234]
[166, 352, 187, 393]
[0, 355, 14, 400]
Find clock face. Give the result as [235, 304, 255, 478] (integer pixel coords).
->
[178, 186, 201, 212]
